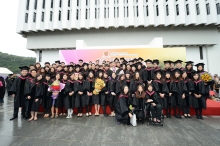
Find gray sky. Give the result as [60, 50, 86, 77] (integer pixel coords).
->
[0, 1, 36, 57]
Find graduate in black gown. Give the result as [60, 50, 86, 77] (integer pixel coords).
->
[60, 74, 68, 116]
[85, 71, 95, 116]
[74, 73, 86, 117]
[174, 60, 185, 71]
[102, 72, 110, 117]
[28, 74, 43, 121]
[0, 75, 6, 103]
[152, 70, 169, 111]
[42, 73, 52, 118]
[131, 72, 144, 96]
[92, 70, 105, 116]
[64, 73, 76, 118]
[143, 59, 155, 86]
[191, 71, 206, 120]
[108, 72, 117, 117]
[195, 63, 212, 98]
[5, 74, 15, 96]
[182, 71, 194, 118]
[125, 71, 133, 92]
[145, 84, 162, 123]
[132, 85, 146, 120]
[116, 74, 126, 97]
[164, 70, 175, 118]
[172, 69, 187, 119]
[185, 61, 195, 79]
[115, 85, 133, 125]
[81, 63, 89, 80]
[10, 66, 31, 120]
[163, 60, 173, 77]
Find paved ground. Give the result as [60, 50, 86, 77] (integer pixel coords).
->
[0, 95, 220, 146]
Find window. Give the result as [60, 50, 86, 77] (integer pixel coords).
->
[68, 0, 70, 7]
[77, 0, 79, 6]
[25, 13, 28, 23]
[76, 9, 79, 20]
[104, 8, 106, 18]
[42, 0, 45, 9]
[26, 0, 29, 10]
[136, 6, 138, 17]
[59, 0, 62, 7]
[59, 11, 61, 21]
[33, 12, 36, 22]
[196, 4, 200, 15]
[146, 6, 148, 16]
[95, 8, 97, 19]
[199, 46, 203, 60]
[114, 7, 115, 18]
[127, 6, 129, 17]
[186, 4, 189, 15]
[34, 0, 37, 10]
[86, 0, 88, 6]
[67, 10, 70, 20]
[217, 3, 220, 15]
[166, 5, 169, 16]
[86, 9, 88, 19]
[108, 7, 109, 18]
[39, 50, 42, 62]
[95, 0, 97, 5]
[117, 7, 119, 18]
[105, 0, 106, 5]
[50, 11, 53, 21]
[206, 3, 210, 15]
[124, 7, 125, 17]
[176, 4, 179, 15]
[51, 0, 53, 8]
[41, 12, 44, 22]
[156, 5, 159, 16]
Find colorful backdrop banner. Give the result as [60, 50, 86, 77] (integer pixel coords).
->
[59, 47, 186, 67]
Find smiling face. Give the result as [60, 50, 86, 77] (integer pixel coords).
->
[124, 86, 129, 94]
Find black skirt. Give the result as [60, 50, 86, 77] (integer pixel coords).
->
[31, 99, 40, 112]
[92, 93, 105, 104]
[161, 97, 167, 109]
[166, 95, 175, 107]
[42, 94, 52, 109]
[182, 95, 192, 107]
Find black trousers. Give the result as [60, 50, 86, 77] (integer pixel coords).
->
[150, 104, 162, 119]
[14, 107, 26, 116]
[182, 106, 190, 114]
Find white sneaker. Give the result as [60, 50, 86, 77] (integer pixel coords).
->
[69, 114, 72, 118]
[66, 115, 70, 119]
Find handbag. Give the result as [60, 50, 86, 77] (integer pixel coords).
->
[130, 113, 137, 126]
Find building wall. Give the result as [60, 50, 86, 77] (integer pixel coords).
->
[17, 0, 220, 33]
[26, 27, 218, 49]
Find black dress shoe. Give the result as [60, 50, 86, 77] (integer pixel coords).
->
[104, 114, 108, 117]
[187, 115, 192, 118]
[196, 115, 200, 119]
[184, 115, 188, 118]
[200, 115, 204, 120]
[10, 116, 18, 121]
[178, 115, 182, 119]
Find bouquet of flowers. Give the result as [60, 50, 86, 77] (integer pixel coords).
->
[93, 78, 105, 95]
[200, 72, 212, 83]
[48, 80, 65, 99]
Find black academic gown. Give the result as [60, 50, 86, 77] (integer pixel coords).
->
[74, 80, 86, 108]
[173, 79, 188, 107]
[145, 91, 162, 110]
[165, 79, 176, 107]
[143, 67, 155, 84]
[64, 80, 76, 109]
[9, 76, 31, 108]
[42, 80, 53, 109]
[115, 94, 131, 123]
[84, 78, 94, 105]
[101, 78, 110, 106]
[31, 82, 43, 112]
[6, 77, 15, 95]
[0, 76, 6, 99]
[153, 80, 169, 109]
[191, 80, 206, 109]
[108, 78, 117, 107]
[182, 78, 194, 106]
[131, 79, 143, 94]
[132, 93, 146, 119]
[115, 80, 126, 96]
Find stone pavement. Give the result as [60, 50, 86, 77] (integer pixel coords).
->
[0, 96, 220, 146]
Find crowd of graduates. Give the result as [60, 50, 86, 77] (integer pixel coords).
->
[6, 57, 211, 125]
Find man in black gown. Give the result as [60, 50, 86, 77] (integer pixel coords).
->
[10, 66, 31, 121]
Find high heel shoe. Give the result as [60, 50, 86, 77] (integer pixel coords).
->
[86, 113, 89, 117]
